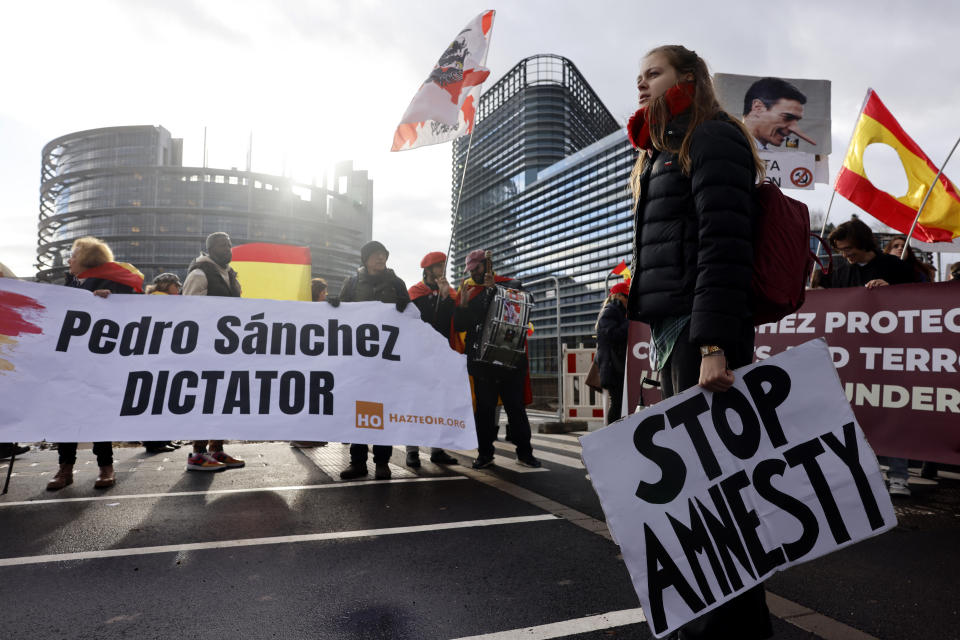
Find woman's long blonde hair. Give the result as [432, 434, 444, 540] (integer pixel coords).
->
[629, 45, 764, 203]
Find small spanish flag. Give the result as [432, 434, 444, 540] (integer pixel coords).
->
[231, 243, 312, 301]
[835, 90, 960, 242]
[611, 260, 632, 280]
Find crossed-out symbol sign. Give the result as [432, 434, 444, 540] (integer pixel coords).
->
[791, 167, 813, 188]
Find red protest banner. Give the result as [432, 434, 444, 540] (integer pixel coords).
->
[626, 281, 960, 464]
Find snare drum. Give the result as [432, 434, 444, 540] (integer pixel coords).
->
[478, 285, 534, 368]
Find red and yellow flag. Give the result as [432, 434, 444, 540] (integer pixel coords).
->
[231, 243, 311, 301]
[835, 90, 960, 242]
[611, 260, 632, 280]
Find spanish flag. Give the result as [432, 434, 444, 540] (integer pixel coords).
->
[835, 90, 960, 242]
[611, 260, 632, 279]
[231, 243, 312, 301]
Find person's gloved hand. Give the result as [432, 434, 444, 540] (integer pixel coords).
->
[395, 299, 409, 313]
[326, 296, 341, 307]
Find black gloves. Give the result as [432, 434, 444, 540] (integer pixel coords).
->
[326, 296, 340, 307]
[395, 299, 409, 313]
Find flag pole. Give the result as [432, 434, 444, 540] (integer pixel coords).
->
[441, 123, 479, 308]
[811, 89, 874, 285]
[901, 134, 960, 260]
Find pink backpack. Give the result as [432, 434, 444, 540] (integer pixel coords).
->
[751, 182, 829, 325]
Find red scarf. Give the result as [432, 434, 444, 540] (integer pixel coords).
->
[627, 82, 695, 150]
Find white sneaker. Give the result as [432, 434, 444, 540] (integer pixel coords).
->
[888, 476, 911, 496]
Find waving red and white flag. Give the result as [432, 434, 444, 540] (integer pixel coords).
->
[391, 10, 495, 152]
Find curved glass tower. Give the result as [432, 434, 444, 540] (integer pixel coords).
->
[449, 55, 634, 401]
[38, 125, 372, 288]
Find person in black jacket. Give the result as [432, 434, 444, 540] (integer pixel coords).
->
[626, 46, 771, 640]
[820, 219, 914, 289]
[596, 281, 630, 425]
[48, 237, 145, 491]
[338, 241, 410, 480]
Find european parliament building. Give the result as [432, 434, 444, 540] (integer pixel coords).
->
[37, 125, 373, 288]
[450, 55, 635, 383]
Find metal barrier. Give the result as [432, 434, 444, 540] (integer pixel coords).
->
[561, 346, 605, 426]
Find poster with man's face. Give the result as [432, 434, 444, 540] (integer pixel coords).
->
[714, 73, 832, 188]
[715, 73, 831, 154]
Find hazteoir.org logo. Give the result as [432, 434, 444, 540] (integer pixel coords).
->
[355, 401, 384, 430]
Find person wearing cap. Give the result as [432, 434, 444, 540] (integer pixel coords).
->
[145, 272, 182, 295]
[337, 240, 410, 480]
[142, 272, 184, 453]
[596, 280, 630, 424]
[403, 252, 460, 468]
[455, 249, 541, 470]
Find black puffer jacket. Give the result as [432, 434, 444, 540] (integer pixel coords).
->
[627, 112, 756, 348]
[596, 297, 629, 389]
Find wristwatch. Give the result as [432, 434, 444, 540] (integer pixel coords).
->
[699, 345, 724, 357]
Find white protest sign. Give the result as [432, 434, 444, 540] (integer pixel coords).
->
[759, 150, 819, 190]
[581, 339, 896, 638]
[0, 278, 476, 449]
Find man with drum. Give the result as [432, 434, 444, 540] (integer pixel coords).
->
[404, 251, 461, 468]
[455, 249, 541, 470]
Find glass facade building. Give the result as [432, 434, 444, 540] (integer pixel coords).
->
[38, 125, 373, 289]
[450, 55, 636, 400]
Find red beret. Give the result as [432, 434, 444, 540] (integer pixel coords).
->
[610, 281, 630, 296]
[420, 251, 447, 268]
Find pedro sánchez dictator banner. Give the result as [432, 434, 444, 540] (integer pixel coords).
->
[0, 279, 476, 448]
[583, 340, 896, 638]
[627, 282, 960, 464]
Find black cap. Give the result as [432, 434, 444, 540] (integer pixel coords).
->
[361, 240, 389, 265]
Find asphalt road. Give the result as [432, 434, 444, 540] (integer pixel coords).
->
[1, 432, 957, 640]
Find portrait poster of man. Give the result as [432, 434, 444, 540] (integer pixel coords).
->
[714, 73, 832, 189]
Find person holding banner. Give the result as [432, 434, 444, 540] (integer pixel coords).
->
[337, 240, 410, 480]
[821, 221, 919, 495]
[291, 278, 332, 449]
[596, 281, 630, 424]
[626, 46, 772, 639]
[48, 236, 145, 490]
[182, 232, 246, 472]
[820, 219, 913, 289]
[403, 251, 461, 467]
[455, 249, 540, 470]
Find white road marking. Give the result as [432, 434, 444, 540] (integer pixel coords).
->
[450, 607, 646, 639]
[531, 432, 586, 442]
[0, 514, 558, 567]
[493, 441, 584, 469]
[0, 476, 467, 508]
[529, 436, 583, 455]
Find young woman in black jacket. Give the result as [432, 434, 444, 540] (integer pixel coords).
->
[626, 46, 771, 639]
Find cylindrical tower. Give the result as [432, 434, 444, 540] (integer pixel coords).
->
[38, 125, 373, 290]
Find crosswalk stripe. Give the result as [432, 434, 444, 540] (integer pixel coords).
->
[529, 436, 583, 455]
[493, 441, 584, 469]
[0, 514, 559, 567]
[450, 607, 646, 639]
[532, 432, 587, 442]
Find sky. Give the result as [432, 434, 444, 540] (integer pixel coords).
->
[2, 0, 959, 285]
